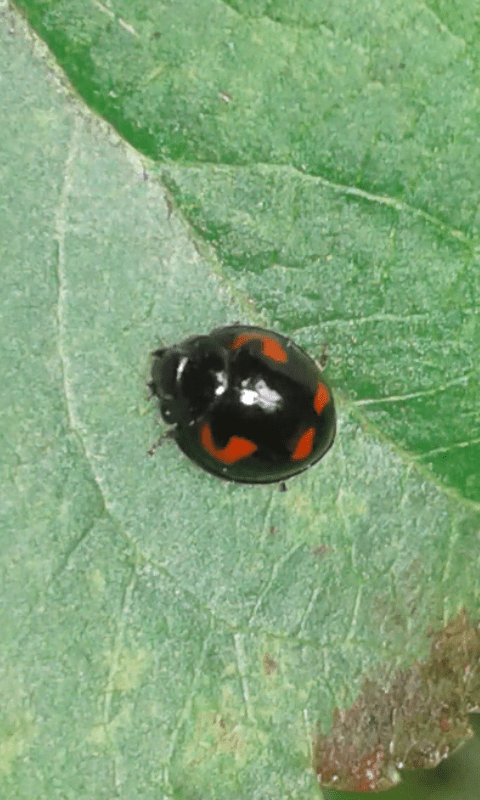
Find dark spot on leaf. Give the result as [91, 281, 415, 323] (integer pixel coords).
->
[311, 543, 328, 557]
[263, 653, 277, 675]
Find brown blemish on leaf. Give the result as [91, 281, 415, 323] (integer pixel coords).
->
[187, 711, 243, 768]
[262, 652, 278, 675]
[311, 543, 328, 557]
[313, 609, 480, 792]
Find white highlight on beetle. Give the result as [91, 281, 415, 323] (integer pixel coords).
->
[215, 372, 228, 396]
[176, 356, 188, 383]
[239, 378, 282, 411]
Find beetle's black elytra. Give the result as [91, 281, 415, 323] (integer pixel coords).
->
[149, 325, 335, 484]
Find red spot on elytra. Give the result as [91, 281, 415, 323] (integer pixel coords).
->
[314, 382, 330, 415]
[201, 423, 257, 464]
[231, 333, 288, 363]
[291, 427, 315, 461]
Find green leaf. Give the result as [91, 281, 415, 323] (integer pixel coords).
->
[2, 3, 480, 799]
[15, 0, 480, 501]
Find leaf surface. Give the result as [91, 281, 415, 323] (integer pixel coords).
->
[2, 3, 480, 798]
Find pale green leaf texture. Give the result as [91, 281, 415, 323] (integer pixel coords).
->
[1, 3, 479, 800]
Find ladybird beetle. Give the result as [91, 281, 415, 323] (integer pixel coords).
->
[149, 325, 335, 484]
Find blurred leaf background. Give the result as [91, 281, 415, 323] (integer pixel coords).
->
[2, 1, 480, 798]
